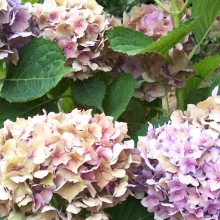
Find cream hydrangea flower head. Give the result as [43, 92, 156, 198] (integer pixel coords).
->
[0, 109, 139, 219]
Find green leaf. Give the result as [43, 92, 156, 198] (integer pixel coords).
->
[192, 0, 220, 44]
[0, 81, 3, 94]
[22, 0, 43, 3]
[0, 97, 58, 128]
[108, 19, 196, 59]
[141, 18, 196, 59]
[186, 87, 209, 105]
[49, 78, 70, 97]
[58, 87, 75, 113]
[121, 98, 145, 124]
[71, 77, 106, 112]
[103, 74, 136, 120]
[1, 38, 71, 103]
[106, 196, 153, 220]
[107, 26, 153, 55]
[184, 54, 220, 98]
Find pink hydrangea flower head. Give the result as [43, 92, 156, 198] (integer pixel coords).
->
[123, 3, 173, 40]
[31, 0, 121, 80]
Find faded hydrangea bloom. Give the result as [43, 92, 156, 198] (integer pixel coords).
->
[116, 51, 193, 102]
[31, 0, 121, 80]
[115, 3, 193, 102]
[0, 109, 139, 219]
[134, 94, 220, 219]
[0, 0, 33, 64]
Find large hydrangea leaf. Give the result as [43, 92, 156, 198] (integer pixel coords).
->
[108, 19, 196, 59]
[107, 26, 153, 56]
[1, 38, 72, 102]
[184, 54, 220, 98]
[103, 74, 136, 120]
[71, 77, 106, 112]
[192, 0, 220, 45]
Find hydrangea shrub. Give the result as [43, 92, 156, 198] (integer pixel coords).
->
[0, 0, 220, 219]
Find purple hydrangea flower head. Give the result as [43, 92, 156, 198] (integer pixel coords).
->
[7, 0, 21, 7]
[135, 94, 220, 219]
[0, 0, 33, 64]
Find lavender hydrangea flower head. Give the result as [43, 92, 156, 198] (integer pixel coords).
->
[0, 0, 33, 64]
[0, 109, 139, 219]
[31, 0, 121, 80]
[135, 94, 220, 219]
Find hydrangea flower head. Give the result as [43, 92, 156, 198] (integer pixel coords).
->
[115, 3, 194, 102]
[0, 109, 139, 219]
[31, 0, 121, 80]
[115, 47, 193, 102]
[135, 94, 220, 219]
[0, 0, 33, 64]
[123, 3, 173, 40]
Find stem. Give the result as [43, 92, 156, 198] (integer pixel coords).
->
[165, 91, 170, 115]
[171, 0, 181, 27]
[188, 43, 200, 61]
[179, 0, 191, 15]
[154, 0, 173, 14]
[0, 61, 6, 80]
[171, 0, 186, 111]
[176, 89, 185, 110]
